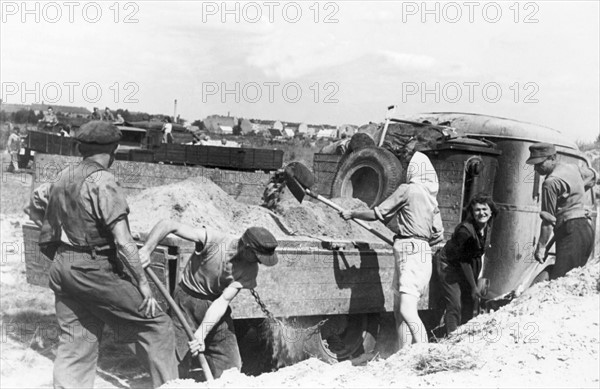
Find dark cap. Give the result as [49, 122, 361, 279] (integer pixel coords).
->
[526, 143, 556, 165]
[75, 121, 122, 145]
[241, 227, 278, 266]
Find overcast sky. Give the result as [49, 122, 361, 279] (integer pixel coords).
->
[1, 1, 598, 141]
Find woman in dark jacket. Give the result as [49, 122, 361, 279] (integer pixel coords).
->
[437, 193, 498, 334]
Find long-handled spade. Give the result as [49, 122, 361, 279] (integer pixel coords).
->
[145, 268, 214, 382]
[283, 162, 393, 246]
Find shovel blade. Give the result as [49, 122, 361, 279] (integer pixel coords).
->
[284, 162, 315, 203]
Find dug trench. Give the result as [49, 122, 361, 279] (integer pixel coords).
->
[1, 170, 599, 388]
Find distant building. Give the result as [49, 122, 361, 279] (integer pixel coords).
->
[203, 114, 237, 134]
[268, 128, 284, 138]
[283, 128, 295, 138]
[219, 125, 233, 134]
[306, 125, 321, 137]
[316, 129, 337, 139]
[249, 119, 283, 133]
[239, 118, 253, 134]
[338, 124, 358, 138]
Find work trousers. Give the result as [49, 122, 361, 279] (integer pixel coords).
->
[48, 245, 178, 389]
[172, 285, 242, 380]
[551, 218, 594, 280]
[436, 260, 475, 334]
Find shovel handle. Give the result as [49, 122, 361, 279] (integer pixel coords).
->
[304, 188, 394, 246]
[145, 267, 214, 381]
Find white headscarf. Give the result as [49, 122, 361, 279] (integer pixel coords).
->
[406, 151, 439, 204]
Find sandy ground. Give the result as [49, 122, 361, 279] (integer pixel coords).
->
[1, 161, 599, 389]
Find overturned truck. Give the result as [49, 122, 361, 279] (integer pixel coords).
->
[22, 112, 597, 369]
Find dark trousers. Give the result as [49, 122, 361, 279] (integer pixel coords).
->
[550, 218, 594, 280]
[49, 246, 178, 389]
[437, 261, 475, 334]
[172, 286, 242, 380]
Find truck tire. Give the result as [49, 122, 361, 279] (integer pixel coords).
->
[347, 132, 375, 153]
[330, 147, 404, 208]
[302, 314, 379, 364]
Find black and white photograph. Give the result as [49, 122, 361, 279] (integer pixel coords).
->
[1, 1, 599, 388]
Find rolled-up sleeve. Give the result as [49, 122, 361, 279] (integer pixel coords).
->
[541, 177, 568, 217]
[26, 183, 52, 225]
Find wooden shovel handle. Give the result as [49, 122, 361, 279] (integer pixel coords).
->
[304, 188, 394, 246]
[145, 267, 214, 381]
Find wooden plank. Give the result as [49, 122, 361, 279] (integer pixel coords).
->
[129, 149, 155, 163]
[23, 224, 53, 287]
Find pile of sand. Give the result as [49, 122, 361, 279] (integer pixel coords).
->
[128, 177, 393, 243]
[161, 262, 600, 388]
[128, 177, 277, 236]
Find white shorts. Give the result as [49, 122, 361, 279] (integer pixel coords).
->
[391, 238, 432, 298]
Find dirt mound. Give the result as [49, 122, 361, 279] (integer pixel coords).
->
[128, 177, 393, 243]
[275, 197, 393, 242]
[162, 262, 600, 388]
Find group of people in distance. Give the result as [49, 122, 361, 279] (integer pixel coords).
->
[26, 120, 595, 388]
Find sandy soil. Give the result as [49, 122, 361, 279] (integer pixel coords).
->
[163, 263, 600, 388]
[127, 176, 393, 242]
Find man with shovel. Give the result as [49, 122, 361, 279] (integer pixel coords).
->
[341, 146, 443, 350]
[139, 221, 279, 380]
[27, 121, 178, 388]
[527, 143, 595, 279]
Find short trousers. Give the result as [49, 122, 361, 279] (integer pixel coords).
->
[391, 238, 432, 298]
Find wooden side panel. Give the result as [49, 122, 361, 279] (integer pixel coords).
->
[26, 131, 283, 171]
[26, 131, 78, 157]
[23, 224, 53, 287]
[430, 159, 465, 241]
[228, 246, 430, 318]
[171, 131, 194, 144]
[23, 223, 431, 318]
[312, 153, 343, 198]
[129, 149, 155, 163]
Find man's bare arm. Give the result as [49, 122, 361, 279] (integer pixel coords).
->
[189, 285, 241, 355]
[139, 220, 207, 267]
[341, 209, 377, 221]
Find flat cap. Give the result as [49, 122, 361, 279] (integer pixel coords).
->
[526, 143, 556, 165]
[74, 121, 122, 145]
[241, 227, 278, 266]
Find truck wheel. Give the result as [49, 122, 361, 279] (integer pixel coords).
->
[330, 147, 404, 208]
[303, 314, 379, 364]
[347, 132, 375, 153]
